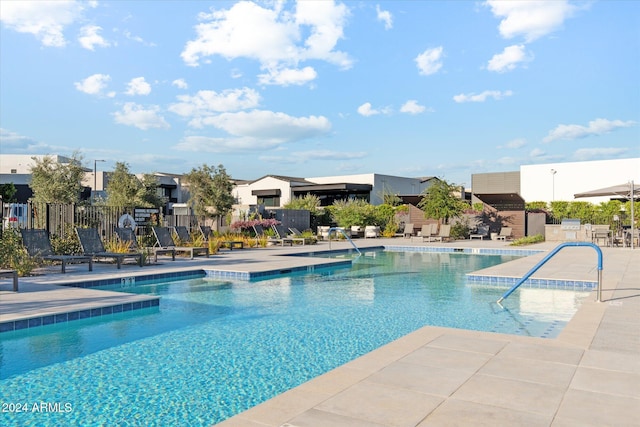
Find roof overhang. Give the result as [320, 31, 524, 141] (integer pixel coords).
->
[252, 189, 281, 197]
[292, 183, 373, 193]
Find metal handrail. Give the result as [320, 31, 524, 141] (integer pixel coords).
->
[328, 227, 361, 255]
[497, 242, 603, 305]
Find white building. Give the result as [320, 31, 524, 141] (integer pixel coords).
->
[233, 173, 439, 208]
[520, 158, 640, 204]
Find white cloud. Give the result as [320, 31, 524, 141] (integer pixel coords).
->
[453, 90, 513, 103]
[180, 1, 351, 86]
[78, 25, 110, 50]
[74, 73, 111, 96]
[261, 150, 367, 163]
[125, 77, 152, 96]
[573, 147, 629, 161]
[487, 44, 532, 73]
[506, 138, 527, 149]
[113, 103, 170, 130]
[200, 110, 331, 142]
[529, 148, 545, 157]
[0, 0, 90, 47]
[415, 46, 444, 76]
[485, 0, 579, 42]
[376, 5, 393, 30]
[258, 66, 318, 86]
[172, 79, 188, 89]
[400, 100, 426, 115]
[169, 88, 261, 126]
[543, 118, 636, 143]
[357, 102, 392, 117]
[175, 135, 281, 153]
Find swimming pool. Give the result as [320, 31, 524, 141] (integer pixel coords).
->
[0, 250, 590, 426]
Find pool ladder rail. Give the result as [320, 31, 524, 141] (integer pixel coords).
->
[496, 242, 603, 306]
[328, 227, 362, 255]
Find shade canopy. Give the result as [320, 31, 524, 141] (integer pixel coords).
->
[574, 182, 640, 199]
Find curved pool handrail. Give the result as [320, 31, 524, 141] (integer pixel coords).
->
[328, 227, 362, 255]
[497, 242, 603, 305]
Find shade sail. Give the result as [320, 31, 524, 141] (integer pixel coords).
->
[574, 182, 640, 199]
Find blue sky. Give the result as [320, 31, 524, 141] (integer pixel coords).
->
[1, 0, 638, 187]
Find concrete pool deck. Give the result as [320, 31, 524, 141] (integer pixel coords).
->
[1, 238, 638, 426]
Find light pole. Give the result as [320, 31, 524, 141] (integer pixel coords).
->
[550, 169, 557, 201]
[93, 159, 105, 204]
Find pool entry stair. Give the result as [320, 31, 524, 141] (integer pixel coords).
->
[328, 227, 361, 255]
[497, 242, 603, 305]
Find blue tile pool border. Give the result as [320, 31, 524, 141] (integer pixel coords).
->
[0, 298, 160, 334]
[203, 259, 353, 281]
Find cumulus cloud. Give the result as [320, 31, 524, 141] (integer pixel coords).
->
[200, 110, 331, 142]
[258, 66, 318, 86]
[357, 102, 392, 117]
[175, 135, 281, 153]
[485, 0, 579, 42]
[573, 147, 628, 161]
[376, 5, 393, 30]
[529, 148, 545, 157]
[113, 103, 170, 130]
[78, 25, 110, 50]
[172, 79, 188, 89]
[168, 88, 261, 127]
[453, 90, 513, 103]
[74, 73, 113, 96]
[498, 138, 527, 149]
[543, 118, 636, 143]
[125, 77, 152, 96]
[487, 44, 532, 73]
[400, 100, 426, 114]
[180, 1, 351, 86]
[415, 46, 444, 76]
[0, 0, 91, 47]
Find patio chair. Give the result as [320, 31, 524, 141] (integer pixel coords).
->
[403, 223, 415, 238]
[364, 225, 380, 238]
[495, 227, 513, 241]
[173, 226, 196, 245]
[317, 226, 330, 240]
[115, 227, 175, 263]
[151, 227, 209, 259]
[0, 269, 18, 292]
[75, 228, 142, 268]
[470, 225, 489, 240]
[414, 224, 436, 242]
[272, 224, 306, 245]
[21, 228, 93, 273]
[431, 224, 451, 242]
[253, 224, 293, 246]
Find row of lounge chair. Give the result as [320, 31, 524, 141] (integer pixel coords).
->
[253, 224, 315, 246]
[19, 226, 212, 274]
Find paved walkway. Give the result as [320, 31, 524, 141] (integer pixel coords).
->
[1, 238, 638, 426]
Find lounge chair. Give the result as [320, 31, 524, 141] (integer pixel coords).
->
[253, 224, 293, 246]
[431, 224, 451, 242]
[75, 228, 142, 268]
[403, 223, 415, 238]
[495, 227, 512, 241]
[199, 225, 212, 241]
[115, 227, 175, 263]
[470, 225, 489, 240]
[0, 269, 19, 291]
[317, 226, 330, 240]
[173, 226, 196, 245]
[289, 227, 317, 244]
[151, 227, 209, 259]
[412, 224, 432, 242]
[21, 228, 93, 273]
[272, 224, 307, 245]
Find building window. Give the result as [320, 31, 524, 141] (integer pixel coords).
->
[11, 169, 17, 174]
[257, 196, 280, 207]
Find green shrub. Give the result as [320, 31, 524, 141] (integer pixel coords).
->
[510, 234, 545, 246]
[0, 228, 37, 276]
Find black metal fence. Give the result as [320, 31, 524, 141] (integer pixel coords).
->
[8, 202, 198, 242]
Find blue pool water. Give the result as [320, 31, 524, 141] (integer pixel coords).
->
[0, 251, 590, 426]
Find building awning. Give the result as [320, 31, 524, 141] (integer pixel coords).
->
[474, 193, 525, 210]
[252, 189, 281, 197]
[292, 183, 373, 193]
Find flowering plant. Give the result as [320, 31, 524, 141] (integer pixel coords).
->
[230, 218, 280, 231]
